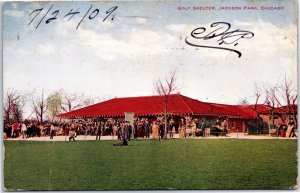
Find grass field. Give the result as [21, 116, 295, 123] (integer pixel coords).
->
[4, 139, 298, 190]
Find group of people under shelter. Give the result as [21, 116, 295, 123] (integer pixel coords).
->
[3, 117, 229, 141]
[4, 116, 297, 142]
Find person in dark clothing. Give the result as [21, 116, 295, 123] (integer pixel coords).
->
[123, 123, 128, 145]
[144, 120, 150, 138]
[199, 120, 206, 137]
[4, 124, 9, 138]
[159, 122, 164, 141]
[141, 122, 146, 138]
[37, 125, 41, 137]
[5, 124, 12, 138]
[126, 122, 132, 141]
[134, 122, 138, 139]
[96, 122, 102, 140]
[122, 122, 127, 140]
[27, 124, 32, 138]
[168, 122, 174, 138]
[32, 123, 37, 137]
[109, 122, 113, 136]
[288, 119, 296, 138]
[118, 124, 122, 140]
[278, 123, 286, 137]
[112, 122, 128, 146]
[141, 121, 145, 138]
[113, 137, 128, 146]
[122, 139, 128, 145]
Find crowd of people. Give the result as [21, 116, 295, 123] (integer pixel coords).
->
[3, 118, 229, 141]
[3, 117, 297, 142]
[276, 119, 297, 138]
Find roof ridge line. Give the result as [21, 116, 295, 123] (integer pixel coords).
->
[177, 95, 194, 114]
[114, 93, 181, 99]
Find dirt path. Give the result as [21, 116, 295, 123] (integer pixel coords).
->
[4, 133, 296, 141]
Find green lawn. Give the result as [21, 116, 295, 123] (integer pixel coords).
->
[4, 139, 298, 190]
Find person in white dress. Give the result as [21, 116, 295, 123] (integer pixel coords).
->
[21, 123, 27, 139]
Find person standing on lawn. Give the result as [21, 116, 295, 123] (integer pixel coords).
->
[6, 124, 12, 138]
[199, 119, 206, 137]
[69, 129, 76, 141]
[133, 121, 138, 139]
[37, 124, 41, 137]
[126, 121, 132, 141]
[21, 122, 27, 139]
[179, 122, 186, 138]
[168, 121, 175, 139]
[288, 119, 296, 138]
[191, 120, 197, 138]
[96, 122, 102, 140]
[151, 120, 159, 139]
[50, 124, 55, 139]
[144, 119, 150, 138]
[11, 122, 20, 138]
[118, 123, 123, 140]
[113, 123, 128, 146]
[122, 122, 128, 141]
[158, 121, 164, 140]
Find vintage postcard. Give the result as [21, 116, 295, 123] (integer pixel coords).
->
[3, 0, 298, 190]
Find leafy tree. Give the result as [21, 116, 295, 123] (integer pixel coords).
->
[47, 91, 63, 121]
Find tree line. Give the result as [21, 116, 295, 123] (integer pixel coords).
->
[3, 89, 110, 124]
[240, 75, 297, 130]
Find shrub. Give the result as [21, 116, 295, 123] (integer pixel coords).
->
[247, 120, 269, 134]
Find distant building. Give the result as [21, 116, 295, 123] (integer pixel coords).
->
[258, 105, 298, 126]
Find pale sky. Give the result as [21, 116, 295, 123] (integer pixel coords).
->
[3, 0, 297, 117]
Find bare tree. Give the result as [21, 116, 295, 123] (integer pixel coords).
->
[30, 91, 47, 124]
[3, 88, 24, 124]
[252, 75, 297, 129]
[81, 95, 96, 107]
[248, 83, 265, 134]
[239, 97, 249, 105]
[60, 90, 96, 113]
[98, 95, 113, 103]
[277, 75, 298, 125]
[248, 83, 264, 115]
[264, 85, 279, 127]
[252, 83, 262, 111]
[12, 102, 23, 123]
[155, 70, 178, 138]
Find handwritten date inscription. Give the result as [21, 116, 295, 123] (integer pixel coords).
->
[29, 3, 118, 29]
[185, 22, 254, 58]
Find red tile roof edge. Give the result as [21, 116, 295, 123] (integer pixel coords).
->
[57, 94, 269, 119]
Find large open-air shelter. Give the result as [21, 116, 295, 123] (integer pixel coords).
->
[59, 94, 261, 132]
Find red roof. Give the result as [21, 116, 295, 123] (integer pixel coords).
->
[275, 105, 297, 113]
[235, 104, 270, 118]
[247, 104, 270, 113]
[58, 94, 257, 119]
[259, 105, 298, 114]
